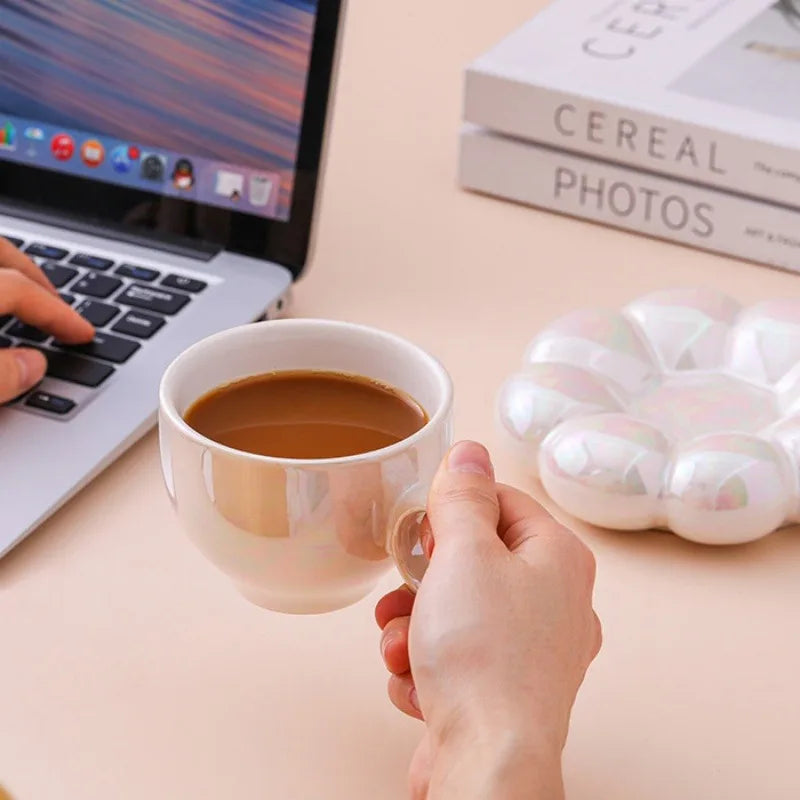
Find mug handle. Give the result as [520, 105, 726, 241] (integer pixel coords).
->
[386, 485, 430, 592]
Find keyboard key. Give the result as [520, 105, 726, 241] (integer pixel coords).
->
[39, 349, 115, 387]
[161, 274, 207, 293]
[41, 261, 78, 288]
[59, 293, 76, 306]
[75, 300, 119, 327]
[116, 264, 160, 282]
[3, 236, 24, 248]
[0, 336, 11, 348]
[25, 243, 69, 260]
[62, 332, 140, 364]
[69, 253, 114, 271]
[25, 391, 75, 415]
[72, 272, 122, 299]
[117, 284, 190, 315]
[111, 311, 165, 339]
[6, 321, 48, 342]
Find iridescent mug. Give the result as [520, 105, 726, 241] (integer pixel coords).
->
[158, 319, 453, 614]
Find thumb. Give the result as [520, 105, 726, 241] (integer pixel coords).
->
[426, 441, 501, 551]
[0, 348, 47, 403]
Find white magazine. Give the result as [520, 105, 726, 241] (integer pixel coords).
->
[465, 0, 800, 207]
[459, 124, 800, 275]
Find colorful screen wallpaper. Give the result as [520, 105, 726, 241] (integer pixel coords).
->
[0, 0, 320, 220]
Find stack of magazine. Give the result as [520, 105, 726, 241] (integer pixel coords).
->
[459, 0, 800, 274]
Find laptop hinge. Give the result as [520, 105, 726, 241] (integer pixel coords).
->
[0, 199, 221, 261]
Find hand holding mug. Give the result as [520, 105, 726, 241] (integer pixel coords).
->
[376, 441, 602, 800]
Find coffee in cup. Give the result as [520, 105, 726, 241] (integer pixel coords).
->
[183, 370, 429, 459]
[158, 319, 453, 614]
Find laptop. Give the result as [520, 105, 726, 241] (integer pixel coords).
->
[0, 0, 344, 555]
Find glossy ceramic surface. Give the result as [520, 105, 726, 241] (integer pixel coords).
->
[160, 319, 453, 612]
[498, 288, 800, 544]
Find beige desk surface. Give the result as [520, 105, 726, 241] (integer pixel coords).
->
[4, 1, 800, 798]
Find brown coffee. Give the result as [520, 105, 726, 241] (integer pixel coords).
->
[184, 370, 428, 459]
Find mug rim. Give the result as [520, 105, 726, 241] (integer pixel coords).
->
[159, 318, 454, 467]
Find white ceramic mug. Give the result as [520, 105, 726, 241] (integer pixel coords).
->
[158, 319, 453, 614]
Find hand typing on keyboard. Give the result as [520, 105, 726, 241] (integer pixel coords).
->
[0, 238, 94, 402]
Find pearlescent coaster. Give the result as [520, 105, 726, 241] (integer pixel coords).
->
[498, 289, 800, 545]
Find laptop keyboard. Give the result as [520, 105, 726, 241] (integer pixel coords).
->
[1, 234, 208, 417]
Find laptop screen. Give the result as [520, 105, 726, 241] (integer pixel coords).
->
[0, 1, 320, 224]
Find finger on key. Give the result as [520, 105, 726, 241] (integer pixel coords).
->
[0, 348, 47, 403]
[0, 271, 94, 343]
[0, 237, 59, 294]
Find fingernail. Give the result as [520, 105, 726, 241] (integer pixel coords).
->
[421, 530, 434, 560]
[447, 441, 494, 478]
[380, 634, 394, 663]
[409, 687, 420, 713]
[419, 516, 434, 559]
[14, 350, 45, 391]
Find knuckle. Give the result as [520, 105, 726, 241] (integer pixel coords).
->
[0, 269, 28, 294]
[387, 674, 413, 713]
[387, 674, 403, 704]
[567, 532, 596, 570]
[383, 615, 410, 638]
[0, 353, 22, 401]
[553, 531, 597, 586]
[503, 517, 531, 546]
[435, 483, 498, 510]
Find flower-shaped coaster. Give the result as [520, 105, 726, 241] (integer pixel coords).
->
[497, 289, 800, 545]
